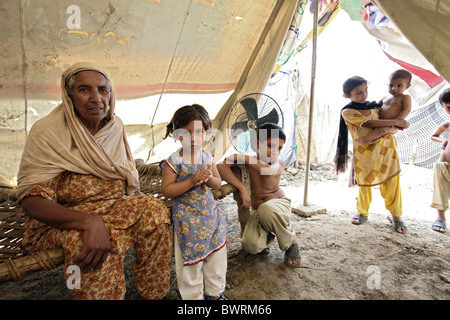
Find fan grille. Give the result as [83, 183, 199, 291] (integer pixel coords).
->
[227, 93, 283, 153]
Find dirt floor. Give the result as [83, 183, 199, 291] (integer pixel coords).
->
[0, 163, 449, 300]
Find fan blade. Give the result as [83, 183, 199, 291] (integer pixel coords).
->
[231, 120, 249, 134]
[257, 108, 279, 126]
[240, 98, 258, 120]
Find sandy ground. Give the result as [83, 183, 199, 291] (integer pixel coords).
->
[0, 163, 449, 300]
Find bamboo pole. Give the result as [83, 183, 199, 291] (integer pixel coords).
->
[0, 247, 65, 283]
[303, 0, 319, 206]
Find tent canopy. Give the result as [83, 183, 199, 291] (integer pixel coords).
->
[1, 0, 450, 188]
[2, 0, 274, 101]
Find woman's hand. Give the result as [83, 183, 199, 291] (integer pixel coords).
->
[74, 214, 111, 273]
[21, 196, 111, 274]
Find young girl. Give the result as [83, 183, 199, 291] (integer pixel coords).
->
[160, 104, 229, 300]
[334, 76, 409, 234]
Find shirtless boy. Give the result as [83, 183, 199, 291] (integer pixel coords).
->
[217, 123, 300, 266]
[356, 69, 412, 144]
[430, 88, 450, 233]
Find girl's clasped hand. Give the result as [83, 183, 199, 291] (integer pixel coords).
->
[190, 164, 213, 186]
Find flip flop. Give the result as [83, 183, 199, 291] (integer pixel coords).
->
[387, 216, 407, 234]
[351, 214, 368, 225]
[284, 243, 301, 267]
[432, 219, 447, 233]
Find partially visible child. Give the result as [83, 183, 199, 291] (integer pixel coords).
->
[356, 69, 412, 144]
[160, 104, 229, 300]
[430, 88, 450, 233]
[334, 76, 409, 233]
[217, 123, 300, 266]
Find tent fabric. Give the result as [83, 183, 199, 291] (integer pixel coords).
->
[372, 0, 450, 84]
[0, 0, 280, 140]
[206, 0, 300, 159]
[0, 0, 299, 187]
[396, 100, 449, 169]
[2, 0, 450, 188]
[273, 0, 340, 75]
[0, 0, 276, 101]
[360, 1, 447, 108]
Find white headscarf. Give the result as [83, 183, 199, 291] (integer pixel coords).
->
[17, 62, 140, 198]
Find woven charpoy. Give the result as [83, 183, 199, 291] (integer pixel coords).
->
[0, 198, 26, 261]
[0, 161, 238, 283]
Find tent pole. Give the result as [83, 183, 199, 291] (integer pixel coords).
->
[20, 0, 29, 137]
[303, 0, 319, 206]
[146, 0, 193, 162]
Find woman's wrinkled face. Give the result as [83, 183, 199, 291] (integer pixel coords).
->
[69, 71, 111, 127]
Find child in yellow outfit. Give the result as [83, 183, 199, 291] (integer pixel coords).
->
[334, 76, 410, 233]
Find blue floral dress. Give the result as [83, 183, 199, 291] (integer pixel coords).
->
[161, 150, 227, 266]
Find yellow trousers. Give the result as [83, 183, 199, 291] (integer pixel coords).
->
[357, 174, 402, 218]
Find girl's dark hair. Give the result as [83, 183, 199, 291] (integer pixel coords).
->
[164, 104, 211, 139]
[439, 88, 450, 105]
[343, 76, 368, 95]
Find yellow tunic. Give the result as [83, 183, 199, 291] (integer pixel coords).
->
[342, 108, 401, 187]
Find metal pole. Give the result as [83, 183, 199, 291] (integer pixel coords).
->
[303, 0, 319, 206]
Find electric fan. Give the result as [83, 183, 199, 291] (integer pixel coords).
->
[227, 93, 283, 153]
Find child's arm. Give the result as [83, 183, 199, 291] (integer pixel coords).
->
[224, 154, 283, 175]
[160, 166, 195, 198]
[217, 157, 251, 209]
[161, 164, 216, 198]
[204, 162, 223, 190]
[356, 126, 399, 144]
[357, 98, 412, 143]
[362, 118, 409, 129]
[431, 122, 450, 150]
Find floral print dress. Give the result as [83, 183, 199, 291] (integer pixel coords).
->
[162, 150, 227, 266]
[18, 171, 172, 300]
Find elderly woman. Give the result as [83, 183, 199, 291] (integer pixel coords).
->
[16, 62, 172, 300]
